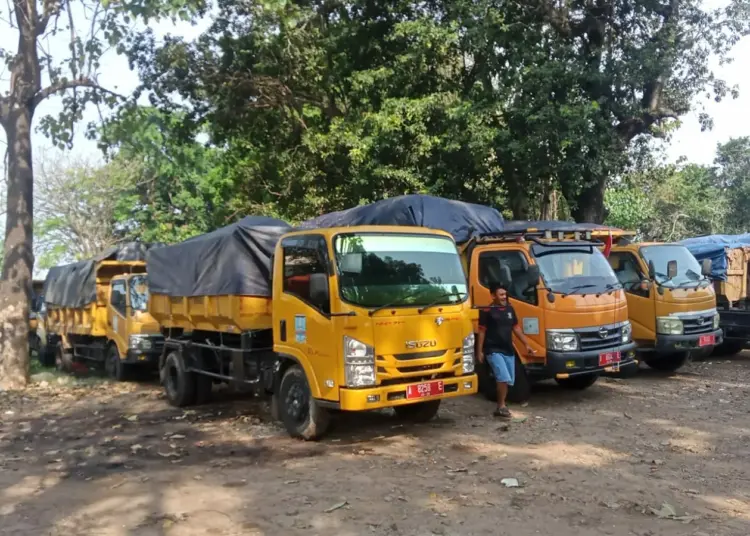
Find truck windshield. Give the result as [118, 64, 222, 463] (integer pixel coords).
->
[640, 245, 705, 288]
[333, 233, 467, 308]
[129, 275, 150, 311]
[532, 245, 619, 295]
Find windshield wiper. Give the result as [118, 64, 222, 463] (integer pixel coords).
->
[562, 284, 597, 298]
[417, 291, 467, 314]
[367, 287, 436, 317]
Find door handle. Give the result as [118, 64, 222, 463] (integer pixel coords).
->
[280, 319, 287, 342]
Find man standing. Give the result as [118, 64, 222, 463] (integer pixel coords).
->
[477, 283, 535, 418]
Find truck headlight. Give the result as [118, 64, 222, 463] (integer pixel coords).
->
[462, 333, 475, 374]
[546, 330, 579, 352]
[621, 322, 632, 343]
[713, 314, 720, 330]
[344, 336, 376, 387]
[656, 317, 683, 335]
[128, 335, 153, 350]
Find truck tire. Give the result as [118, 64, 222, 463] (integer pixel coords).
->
[163, 351, 196, 407]
[105, 345, 131, 382]
[278, 365, 330, 440]
[478, 356, 532, 403]
[194, 373, 213, 405]
[712, 340, 745, 357]
[644, 352, 690, 372]
[555, 373, 599, 390]
[55, 343, 73, 373]
[394, 400, 441, 422]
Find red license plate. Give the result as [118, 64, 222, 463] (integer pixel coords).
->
[406, 380, 444, 400]
[599, 351, 621, 367]
[699, 334, 715, 347]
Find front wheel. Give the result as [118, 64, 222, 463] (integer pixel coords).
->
[712, 340, 745, 357]
[478, 356, 532, 403]
[105, 345, 131, 381]
[278, 365, 330, 440]
[644, 352, 690, 372]
[163, 351, 196, 407]
[555, 373, 599, 390]
[394, 400, 441, 422]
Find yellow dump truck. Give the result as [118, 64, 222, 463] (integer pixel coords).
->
[681, 234, 750, 355]
[42, 244, 163, 380]
[147, 216, 478, 440]
[590, 229, 722, 371]
[464, 223, 637, 401]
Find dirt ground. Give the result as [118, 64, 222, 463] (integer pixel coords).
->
[2, 357, 750, 536]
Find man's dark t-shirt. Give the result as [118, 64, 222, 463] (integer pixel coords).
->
[479, 304, 518, 355]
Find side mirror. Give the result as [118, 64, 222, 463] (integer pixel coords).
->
[526, 265, 541, 286]
[667, 260, 678, 280]
[309, 273, 330, 307]
[701, 258, 712, 277]
[339, 253, 363, 274]
[648, 260, 656, 280]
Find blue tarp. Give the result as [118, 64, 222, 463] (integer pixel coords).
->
[300, 195, 505, 244]
[502, 220, 619, 233]
[680, 234, 750, 281]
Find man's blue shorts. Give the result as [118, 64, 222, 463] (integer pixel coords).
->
[487, 352, 516, 386]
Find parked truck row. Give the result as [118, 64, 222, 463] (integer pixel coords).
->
[34, 194, 742, 439]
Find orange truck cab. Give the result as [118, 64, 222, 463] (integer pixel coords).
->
[464, 224, 637, 401]
[591, 230, 722, 370]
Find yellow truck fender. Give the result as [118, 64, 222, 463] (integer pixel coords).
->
[274, 349, 324, 399]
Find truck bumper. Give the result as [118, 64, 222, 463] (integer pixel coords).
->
[333, 374, 478, 411]
[527, 342, 638, 379]
[124, 348, 162, 366]
[718, 309, 750, 342]
[654, 329, 723, 353]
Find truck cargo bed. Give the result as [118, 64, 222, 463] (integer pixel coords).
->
[150, 294, 273, 334]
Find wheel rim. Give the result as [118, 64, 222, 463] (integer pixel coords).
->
[166, 362, 179, 399]
[285, 379, 309, 424]
[106, 352, 118, 378]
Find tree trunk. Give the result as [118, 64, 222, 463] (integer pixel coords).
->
[0, 108, 35, 390]
[572, 178, 607, 223]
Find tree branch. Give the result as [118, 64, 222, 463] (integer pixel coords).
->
[32, 77, 124, 108]
[37, 0, 64, 36]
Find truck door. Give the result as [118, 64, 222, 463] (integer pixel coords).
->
[275, 234, 338, 401]
[108, 280, 129, 354]
[608, 252, 654, 342]
[471, 248, 544, 362]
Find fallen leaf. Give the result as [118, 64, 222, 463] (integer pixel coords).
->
[125, 415, 138, 422]
[169, 434, 186, 440]
[284, 480, 300, 485]
[131, 444, 144, 454]
[325, 500, 348, 513]
[511, 416, 528, 424]
[158, 451, 180, 458]
[500, 478, 519, 488]
[623, 412, 633, 420]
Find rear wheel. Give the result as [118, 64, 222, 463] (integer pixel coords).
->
[644, 352, 690, 372]
[55, 343, 73, 373]
[555, 373, 599, 390]
[163, 351, 196, 407]
[394, 400, 441, 422]
[105, 345, 131, 381]
[278, 365, 330, 440]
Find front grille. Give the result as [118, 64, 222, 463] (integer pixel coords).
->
[397, 363, 443, 374]
[682, 316, 714, 335]
[576, 325, 623, 351]
[391, 350, 446, 361]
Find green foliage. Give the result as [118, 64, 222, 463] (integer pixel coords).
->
[122, 0, 749, 223]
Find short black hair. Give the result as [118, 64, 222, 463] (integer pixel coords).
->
[489, 282, 508, 294]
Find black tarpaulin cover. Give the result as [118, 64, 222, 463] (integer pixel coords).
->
[43, 242, 155, 308]
[147, 216, 292, 298]
[300, 194, 505, 244]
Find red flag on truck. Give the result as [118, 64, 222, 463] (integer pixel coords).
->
[603, 230, 613, 258]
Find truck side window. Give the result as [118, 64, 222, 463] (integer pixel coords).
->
[110, 281, 127, 316]
[282, 239, 331, 315]
[608, 252, 647, 297]
[478, 251, 537, 305]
